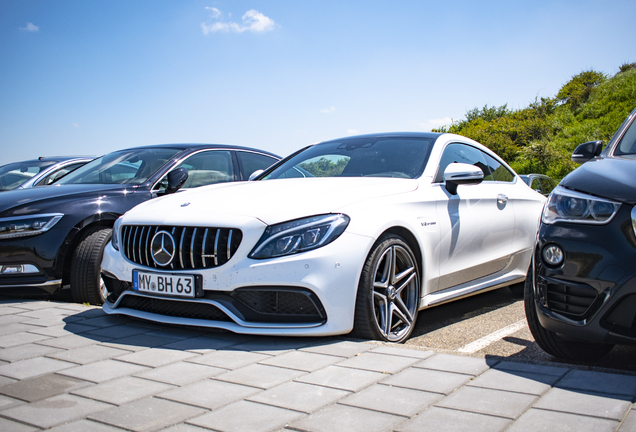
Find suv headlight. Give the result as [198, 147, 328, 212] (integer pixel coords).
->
[542, 186, 621, 225]
[249, 214, 350, 259]
[111, 216, 123, 251]
[0, 214, 64, 239]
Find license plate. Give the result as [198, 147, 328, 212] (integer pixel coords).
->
[133, 270, 196, 298]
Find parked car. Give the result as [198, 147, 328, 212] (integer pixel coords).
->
[0, 144, 280, 304]
[0, 156, 92, 192]
[519, 173, 557, 196]
[101, 132, 546, 342]
[525, 107, 636, 361]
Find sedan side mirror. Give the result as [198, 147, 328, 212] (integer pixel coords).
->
[571, 140, 603, 164]
[444, 163, 484, 195]
[165, 168, 188, 194]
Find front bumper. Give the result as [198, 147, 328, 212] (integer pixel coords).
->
[0, 226, 69, 293]
[532, 204, 636, 345]
[101, 231, 374, 336]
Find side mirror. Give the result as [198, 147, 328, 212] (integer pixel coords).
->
[571, 140, 602, 164]
[248, 169, 264, 181]
[165, 168, 188, 194]
[444, 163, 484, 195]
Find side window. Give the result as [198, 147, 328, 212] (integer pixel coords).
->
[236, 151, 278, 180]
[434, 143, 488, 182]
[539, 178, 556, 194]
[481, 152, 514, 182]
[35, 162, 86, 186]
[155, 150, 234, 191]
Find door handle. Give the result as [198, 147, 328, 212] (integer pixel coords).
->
[497, 194, 508, 205]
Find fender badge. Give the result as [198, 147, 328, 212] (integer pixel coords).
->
[181, 202, 191, 207]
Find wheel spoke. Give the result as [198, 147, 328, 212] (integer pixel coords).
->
[393, 294, 414, 324]
[390, 302, 412, 330]
[373, 290, 390, 337]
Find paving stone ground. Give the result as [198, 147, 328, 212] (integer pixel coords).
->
[0, 298, 635, 431]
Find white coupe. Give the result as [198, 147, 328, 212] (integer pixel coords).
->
[101, 133, 545, 342]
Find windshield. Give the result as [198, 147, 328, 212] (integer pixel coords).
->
[57, 148, 182, 185]
[614, 116, 636, 159]
[0, 160, 58, 191]
[263, 137, 434, 180]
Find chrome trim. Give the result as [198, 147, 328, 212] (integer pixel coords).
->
[227, 230, 233, 261]
[213, 230, 220, 266]
[190, 228, 197, 269]
[202, 228, 209, 267]
[0, 279, 62, 289]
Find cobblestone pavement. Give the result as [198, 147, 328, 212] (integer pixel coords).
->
[0, 298, 635, 431]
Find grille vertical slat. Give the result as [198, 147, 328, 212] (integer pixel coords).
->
[121, 225, 242, 270]
[190, 228, 197, 269]
[214, 229, 220, 266]
[202, 228, 209, 267]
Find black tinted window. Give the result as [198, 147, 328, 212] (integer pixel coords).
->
[482, 152, 514, 182]
[435, 143, 488, 182]
[237, 151, 278, 180]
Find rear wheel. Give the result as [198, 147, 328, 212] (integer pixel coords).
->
[353, 234, 420, 343]
[524, 267, 614, 361]
[70, 227, 112, 305]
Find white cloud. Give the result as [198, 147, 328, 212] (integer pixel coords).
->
[201, 8, 276, 35]
[205, 7, 222, 19]
[347, 129, 360, 135]
[20, 22, 39, 32]
[320, 107, 336, 114]
[73, 123, 80, 128]
[420, 117, 452, 131]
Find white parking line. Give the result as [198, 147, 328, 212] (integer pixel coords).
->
[457, 319, 527, 354]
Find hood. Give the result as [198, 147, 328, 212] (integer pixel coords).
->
[124, 177, 419, 226]
[562, 156, 636, 205]
[0, 184, 140, 216]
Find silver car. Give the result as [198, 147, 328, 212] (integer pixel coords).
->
[0, 156, 93, 192]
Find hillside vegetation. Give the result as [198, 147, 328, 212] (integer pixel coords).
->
[434, 63, 636, 180]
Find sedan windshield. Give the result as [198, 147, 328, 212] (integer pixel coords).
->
[56, 148, 182, 185]
[0, 160, 58, 191]
[263, 137, 434, 180]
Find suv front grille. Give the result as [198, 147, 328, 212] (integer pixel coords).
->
[121, 225, 242, 270]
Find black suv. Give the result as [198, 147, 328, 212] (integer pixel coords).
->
[525, 107, 636, 360]
[0, 144, 279, 304]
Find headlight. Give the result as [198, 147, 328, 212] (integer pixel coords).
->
[0, 214, 64, 239]
[111, 216, 123, 251]
[249, 214, 350, 259]
[542, 186, 621, 225]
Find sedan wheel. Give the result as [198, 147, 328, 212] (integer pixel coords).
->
[353, 234, 420, 343]
[70, 227, 112, 305]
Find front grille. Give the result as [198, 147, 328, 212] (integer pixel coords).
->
[118, 295, 233, 321]
[540, 278, 598, 319]
[233, 289, 323, 317]
[121, 225, 242, 270]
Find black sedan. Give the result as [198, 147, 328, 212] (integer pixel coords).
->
[0, 144, 279, 304]
[525, 107, 636, 360]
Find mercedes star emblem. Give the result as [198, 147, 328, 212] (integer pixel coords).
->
[150, 230, 176, 266]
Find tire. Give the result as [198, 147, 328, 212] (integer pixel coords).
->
[70, 227, 112, 305]
[524, 267, 614, 361]
[352, 234, 420, 343]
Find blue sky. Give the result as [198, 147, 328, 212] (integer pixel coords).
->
[1, 0, 634, 163]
